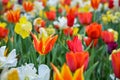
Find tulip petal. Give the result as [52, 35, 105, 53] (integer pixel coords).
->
[61, 63, 72, 80]
[51, 63, 63, 80]
[73, 66, 84, 80]
[66, 52, 77, 72]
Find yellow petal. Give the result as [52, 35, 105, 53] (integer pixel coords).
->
[51, 63, 63, 80]
[61, 63, 73, 80]
[73, 66, 84, 80]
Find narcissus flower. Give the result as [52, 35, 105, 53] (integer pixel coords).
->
[101, 31, 114, 44]
[1, 63, 50, 80]
[91, 0, 101, 10]
[111, 49, 120, 79]
[46, 11, 56, 21]
[14, 16, 32, 39]
[31, 33, 58, 55]
[78, 12, 92, 25]
[66, 51, 89, 72]
[0, 46, 17, 68]
[51, 63, 84, 80]
[108, 29, 118, 42]
[23, 1, 34, 12]
[5, 10, 20, 23]
[86, 23, 102, 39]
[67, 36, 83, 52]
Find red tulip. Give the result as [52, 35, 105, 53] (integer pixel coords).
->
[67, 36, 83, 53]
[91, 0, 101, 10]
[108, 0, 114, 9]
[101, 31, 114, 44]
[2, 0, 9, 5]
[86, 23, 102, 39]
[0, 27, 8, 39]
[112, 50, 120, 79]
[67, 9, 75, 27]
[46, 11, 56, 21]
[84, 37, 98, 47]
[66, 51, 89, 72]
[63, 27, 73, 36]
[78, 12, 92, 25]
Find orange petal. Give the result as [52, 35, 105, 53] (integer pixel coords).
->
[73, 66, 84, 80]
[31, 33, 40, 52]
[61, 63, 73, 80]
[44, 35, 58, 54]
[51, 63, 63, 80]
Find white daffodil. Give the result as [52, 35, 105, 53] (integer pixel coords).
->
[0, 63, 50, 80]
[37, 64, 50, 80]
[34, 1, 44, 12]
[110, 74, 120, 80]
[53, 17, 67, 29]
[47, 0, 59, 7]
[54, 17, 80, 29]
[0, 46, 17, 69]
[17, 63, 38, 80]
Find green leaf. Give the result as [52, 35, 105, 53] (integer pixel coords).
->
[85, 62, 99, 80]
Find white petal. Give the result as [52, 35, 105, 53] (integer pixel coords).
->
[0, 46, 6, 57]
[38, 64, 50, 80]
[7, 49, 16, 60]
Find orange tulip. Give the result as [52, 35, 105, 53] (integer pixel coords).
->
[23, 1, 34, 12]
[46, 11, 56, 21]
[51, 63, 84, 80]
[91, 0, 101, 10]
[86, 22, 102, 39]
[31, 33, 58, 55]
[66, 51, 89, 72]
[111, 49, 120, 79]
[5, 10, 20, 23]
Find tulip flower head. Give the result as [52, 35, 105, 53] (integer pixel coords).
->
[51, 63, 84, 80]
[78, 12, 92, 25]
[91, 0, 101, 10]
[0, 22, 8, 39]
[86, 22, 102, 39]
[66, 51, 89, 72]
[67, 36, 83, 52]
[5, 10, 20, 23]
[23, 1, 34, 12]
[111, 49, 120, 79]
[31, 33, 58, 55]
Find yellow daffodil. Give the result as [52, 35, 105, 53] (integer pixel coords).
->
[46, 26, 56, 36]
[39, 10, 46, 18]
[50, 6, 56, 11]
[108, 29, 118, 41]
[7, 69, 19, 80]
[14, 16, 32, 39]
